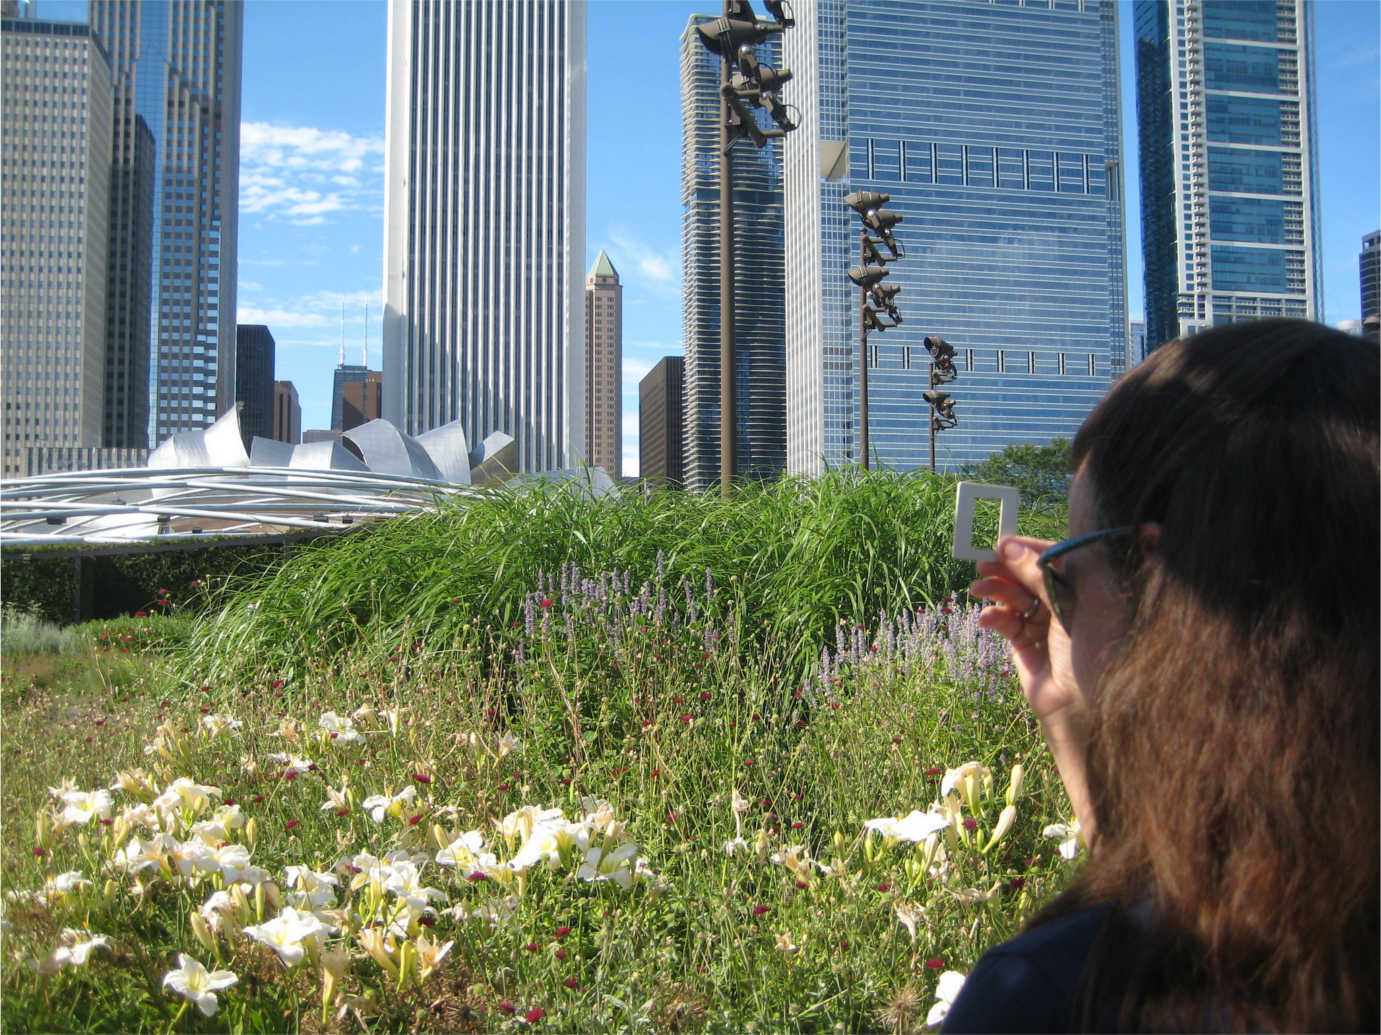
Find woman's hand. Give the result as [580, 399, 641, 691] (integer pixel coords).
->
[971, 536, 1097, 843]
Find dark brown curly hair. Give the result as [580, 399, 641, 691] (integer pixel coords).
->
[1037, 319, 1379, 1031]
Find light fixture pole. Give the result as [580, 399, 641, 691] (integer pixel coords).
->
[843, 191, 904, 470]
[922, 336, 959, 472]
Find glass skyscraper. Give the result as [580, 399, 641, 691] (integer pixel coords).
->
[783, 0, 1127, 474]
[382, 0, 587, 473]
[90, 0, 243, 445]
[680, 14, 787, 491]
[1135, 0, 1322, 349]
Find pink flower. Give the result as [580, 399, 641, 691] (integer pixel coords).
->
[525, 1007, 545, 1023]
[752, 905, 769, 916]
[925, 957, 945, 970]
[525, 943, 539, 952]
[133, 611, 148, 618]
[553, 926, 572, 939]
[563, 977, 579, 989]
[413, 773, 432, 784]
[497, 1002, 516, 1015]
[285, 819, 301, 831]
[555, 949, 568, 960]
[271, 679, 285, 689]
[538, 599, 553, 608]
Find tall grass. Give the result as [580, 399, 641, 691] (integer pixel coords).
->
[1, 605, 89, 655]
[186, 468, 1064, 692]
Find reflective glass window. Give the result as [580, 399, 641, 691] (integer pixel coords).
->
[1211, 245, 1287, 292]
[1202, 0, 1277, 42]
[1210, 196, 1285, 243]
[1206, 94, 1283, 145]
[1204, 42, 1280, 94]
[935, 143, 963, 186]
[1207, 146, 1284, 193]
[1027, 149, 1054, 191]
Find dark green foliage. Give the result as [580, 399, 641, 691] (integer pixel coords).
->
[959, 439, 1073, 512]
[0, 544, 285, 624]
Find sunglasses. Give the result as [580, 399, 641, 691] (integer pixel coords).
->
[1037, 527, 1135, 627]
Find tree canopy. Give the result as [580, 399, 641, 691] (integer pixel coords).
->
[959, 439, 1072, 512]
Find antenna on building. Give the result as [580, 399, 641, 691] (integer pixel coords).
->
[339, 303, 345, 366]
[363, 302, 369, 367]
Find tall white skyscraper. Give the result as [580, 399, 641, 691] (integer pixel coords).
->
[1, 16, 112, 478]
[90, 0, 243, 445]
[1135, 0, 1322, 349]
[383, 0, 587, 472]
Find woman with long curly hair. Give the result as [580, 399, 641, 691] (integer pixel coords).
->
[948, 319, 1378, 1032]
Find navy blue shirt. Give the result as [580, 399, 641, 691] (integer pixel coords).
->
[942, 906, 1117, 1033]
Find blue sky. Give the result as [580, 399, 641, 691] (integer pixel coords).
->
[40, 0, 1381, 474]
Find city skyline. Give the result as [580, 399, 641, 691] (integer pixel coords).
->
[26, 0, 1381, 477]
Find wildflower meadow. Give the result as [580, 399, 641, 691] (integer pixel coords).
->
[1, 470, 1083, 1032]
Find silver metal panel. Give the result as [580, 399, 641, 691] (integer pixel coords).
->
[469, 431, 517, 486]
[344, 419, 441, 479]
[415, 419, 472, 484]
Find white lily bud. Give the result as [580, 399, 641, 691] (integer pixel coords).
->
[982, 805, 1017, 854]
[1006, 764, 1025, 806]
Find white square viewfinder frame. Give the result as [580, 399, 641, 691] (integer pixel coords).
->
[953, 482, 1020, 562]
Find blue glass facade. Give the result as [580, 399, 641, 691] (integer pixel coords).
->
[680, 16, 787, 490]
[90, 1, 242, 444]
[1134, 0, 1321, 345]
[784, 0, 1127, 474]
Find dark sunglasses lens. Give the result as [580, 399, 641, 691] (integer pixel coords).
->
[1042, 565, 1064, 626]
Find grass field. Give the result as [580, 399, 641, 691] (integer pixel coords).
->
[0, 472, 1079, 1032]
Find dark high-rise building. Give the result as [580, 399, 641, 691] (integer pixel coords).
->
[1361, 231, 1380, 337]
[681, 14, 786, 491]
[235, 325, 275, 447]
[90, 0, 243, 444]
[339, 370, 383, 431]
[585, 251, 622, 478]
[104, 113, 154, 449]
[273, 381, 301, 445]
[640, 356, 685, 488]
[332, 365, 369, 430]
[1135, 0, 1321, 349]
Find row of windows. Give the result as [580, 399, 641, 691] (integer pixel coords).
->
[864, 346, 1101, 377]
[864, 139, 1106, 196]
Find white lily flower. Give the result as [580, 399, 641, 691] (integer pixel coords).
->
[498, 805, 565, 843]
[382, 860, 447, 914]
[415, 932, 455, 980]
[317, 711, 365, 744]
[1042, 820, 1082, 860]
[46, 871, 91, 896]
[162, 953, 238, 1016]
[435, 830, 487, 869]
[109, 768, 157, 797]
[722, 836, 750, 856]
[864, 809, 950, 843]
[59, 789, 114, 826]
[199, 713, 243, 736]
[265, 752, 315, 774]
[241, 906, 331, 966]
[360, 786, 417, 823]
[151, 778, 220, 820]
[941, 762, 993, 812]
[34, 929, 110, 974]
[925, 970, 968, 1028]
[577, 841, 639, 890]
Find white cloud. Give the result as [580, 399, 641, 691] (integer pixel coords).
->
[605, 231, 679, 295]
[238, 121, 385, 227]
[623, 449, 640, 478]
[622, 356, 653, 388]
[622, 412, 640, 439]
[236, 307, 331, 329]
